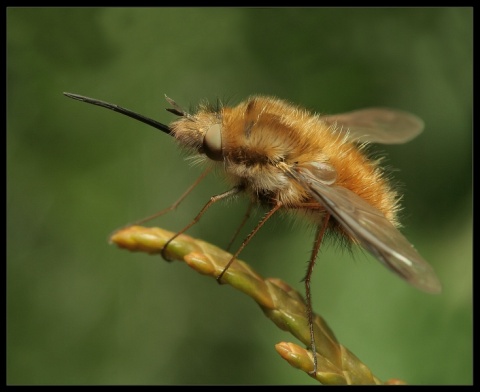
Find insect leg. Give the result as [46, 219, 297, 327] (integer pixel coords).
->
[111, 167, 212, 236]
[217, 201, 283, 282]
[225, 202, 254, 252]
[305, 212, 331, 375]
[161, 186, 242, 260]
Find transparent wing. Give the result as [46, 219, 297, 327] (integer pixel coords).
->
[292, 164, 441, 294]
[322, 108, 424, 144]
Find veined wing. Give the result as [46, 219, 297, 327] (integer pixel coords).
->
[291, 164, 441, 294]
[322, 108, 424, 144]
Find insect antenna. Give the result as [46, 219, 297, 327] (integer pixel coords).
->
[164, 94, 193, 119]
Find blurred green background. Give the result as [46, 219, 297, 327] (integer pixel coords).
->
[7, 8, 472, 385]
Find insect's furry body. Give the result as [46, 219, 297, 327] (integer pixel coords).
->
[171, 96, 400, 238]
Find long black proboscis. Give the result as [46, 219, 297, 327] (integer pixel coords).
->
[63, 92, 173, 135]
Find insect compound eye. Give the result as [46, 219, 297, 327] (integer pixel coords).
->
[203, 123, 224, 161]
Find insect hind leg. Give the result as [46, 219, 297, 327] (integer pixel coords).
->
[304, 212, 331, 375]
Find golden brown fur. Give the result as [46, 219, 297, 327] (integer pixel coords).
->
[171, 96, 400, 233]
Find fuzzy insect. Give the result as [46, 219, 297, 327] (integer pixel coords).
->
[64, 92, 442, 373]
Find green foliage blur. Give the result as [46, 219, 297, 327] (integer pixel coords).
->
[7, 8, 472, 385]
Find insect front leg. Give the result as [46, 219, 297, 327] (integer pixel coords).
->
[111, 168, 212, 236]
[161, 186, 242, 261]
